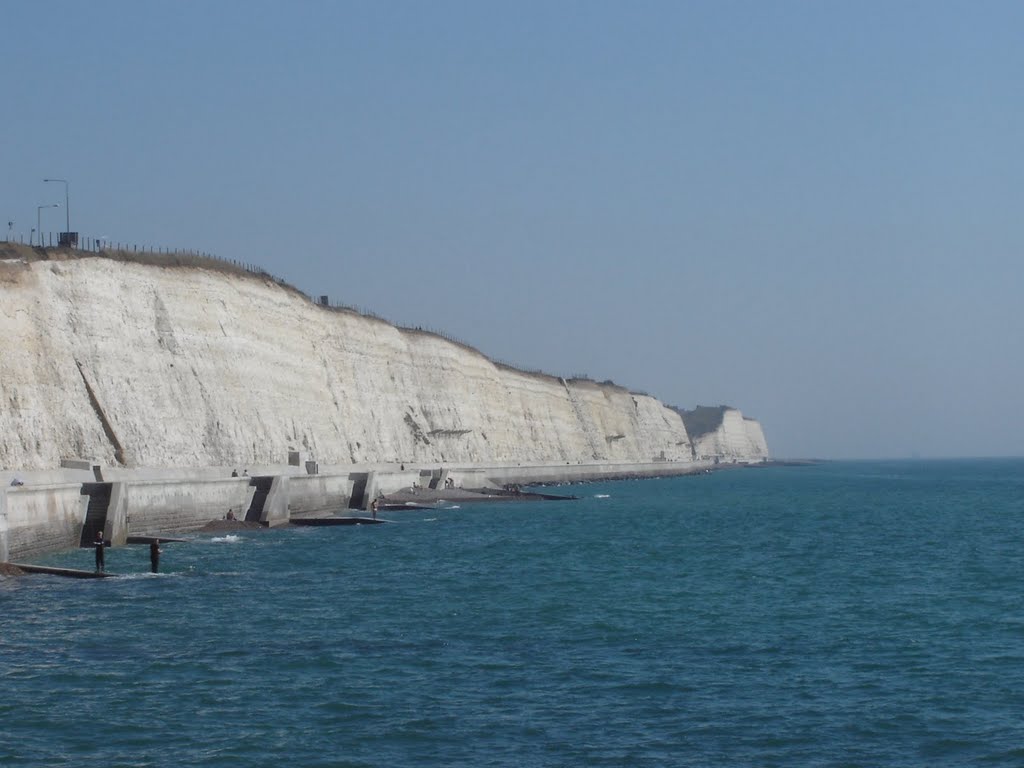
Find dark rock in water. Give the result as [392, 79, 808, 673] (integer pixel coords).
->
[291, 517, 384, 526]
[198, 519, 266, 533]
[0, 562, 26, 577]
[380, 486, 577, 507]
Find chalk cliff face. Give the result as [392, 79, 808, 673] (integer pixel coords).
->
[0, 253, 721, 470]
[677, 405, 770, 462]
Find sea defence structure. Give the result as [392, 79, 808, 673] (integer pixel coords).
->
[0, 244, 768, 561]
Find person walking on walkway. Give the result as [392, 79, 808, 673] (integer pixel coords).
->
[150, 539, 162, 573]
[94, 529, 105, 572]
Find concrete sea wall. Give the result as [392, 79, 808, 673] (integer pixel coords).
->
[119, 478, 255, 537]
[1, 484, 87, 562]
[0, 459, 712, 562]
[287, 474, 357, 518]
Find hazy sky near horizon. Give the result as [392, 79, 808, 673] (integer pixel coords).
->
[3, 1, 1022, 459]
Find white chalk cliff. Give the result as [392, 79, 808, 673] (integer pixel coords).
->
[676, 405, 770, 462]
[0, 250, 775, 471]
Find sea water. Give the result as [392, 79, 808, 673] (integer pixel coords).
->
[3, 459, 1024, 767]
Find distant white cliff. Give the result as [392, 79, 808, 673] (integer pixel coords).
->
[674, 405, 770, 463]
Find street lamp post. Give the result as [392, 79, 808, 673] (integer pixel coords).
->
[37, 204, 60, 246]
[43, 178, 70, 234]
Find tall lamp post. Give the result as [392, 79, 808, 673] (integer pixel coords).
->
[43, 178, 70, 234]
[37, 203, 60, 246]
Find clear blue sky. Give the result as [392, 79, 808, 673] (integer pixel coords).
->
[3, 1, 1022, 459]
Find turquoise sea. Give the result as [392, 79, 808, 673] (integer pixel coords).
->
[3, 459, 1024, 767]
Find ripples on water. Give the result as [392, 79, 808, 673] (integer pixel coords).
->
[3, 459, 1024, 767]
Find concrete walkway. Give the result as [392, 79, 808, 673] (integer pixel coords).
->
[7, 563, 116, 579]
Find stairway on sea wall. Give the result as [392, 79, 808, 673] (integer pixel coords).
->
[245, 477, 274, 522]
[79, 483, 111, 546]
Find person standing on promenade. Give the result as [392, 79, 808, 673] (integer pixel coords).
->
[371, 498, 379, 520]
[150, 539, 162, 573]
[94, 529, 105, 572]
